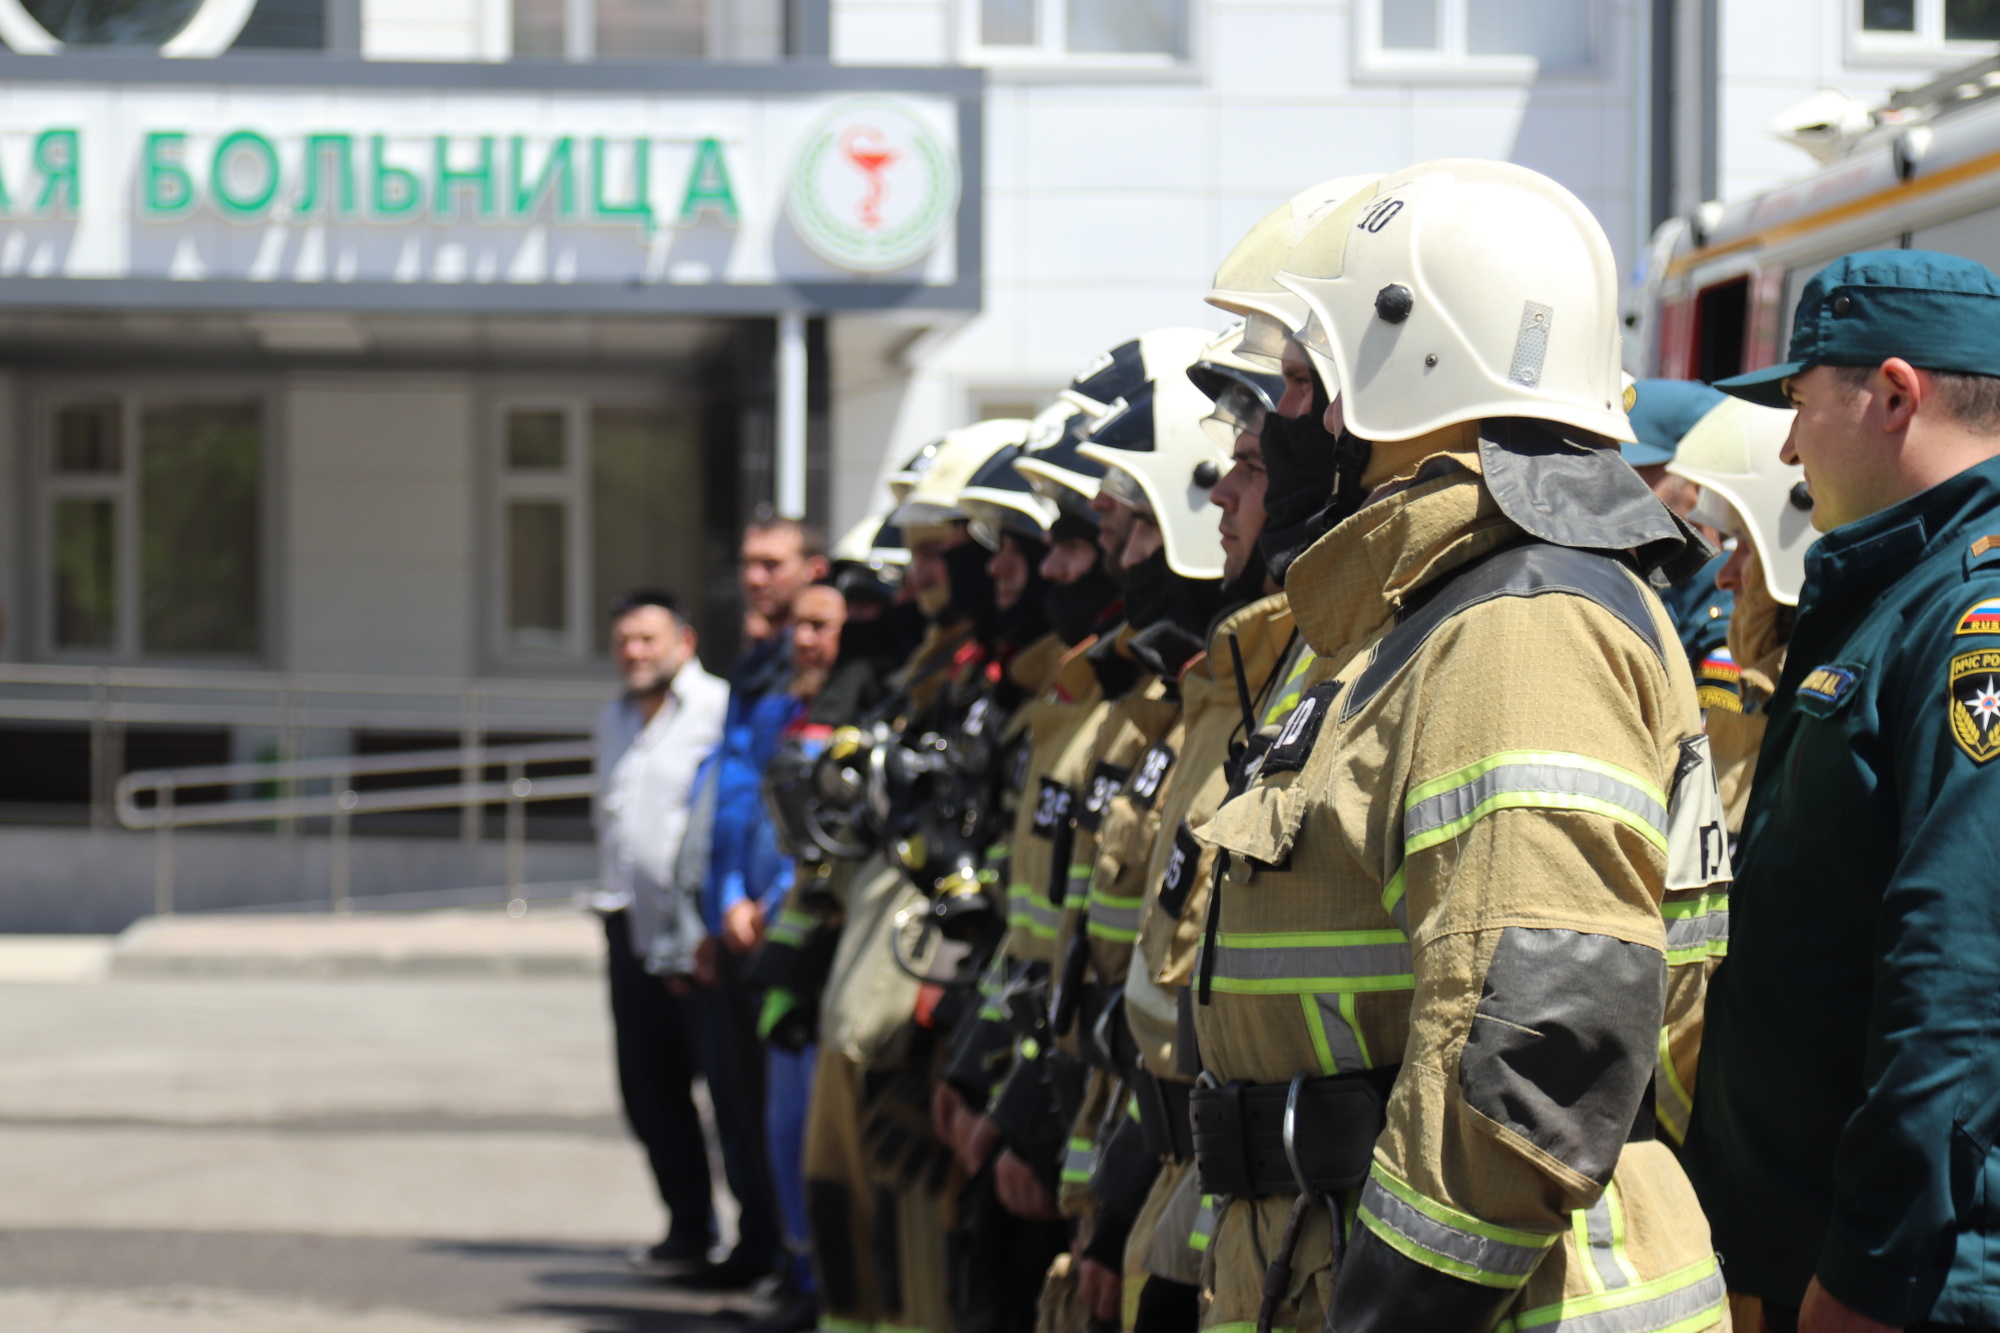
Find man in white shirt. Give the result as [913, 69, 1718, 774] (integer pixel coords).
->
[593, 589, 730, 1271]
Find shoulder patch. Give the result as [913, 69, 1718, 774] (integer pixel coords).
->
[1030, 777, 1073, 840]
[1127, 744, 1175, 808]
[1967, 535, 2000, 579]
[1156, 820, 1202, 920]
[1950, 648, 2000, 764]
[1257, 681, 1340, 778]
[1957, 596, 2000, 636]
[1076, 761, 1129, 832]
[1797, 664, 1860, 708]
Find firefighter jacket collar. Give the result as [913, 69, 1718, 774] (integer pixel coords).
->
[1478, 417, 1711, 581]
[1008, 631, 1070, 697]
[1283, 453, 1519, 660]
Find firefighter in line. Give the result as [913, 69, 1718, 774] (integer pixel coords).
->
[1660, 395, 1809, 838]
[1188, 159, 1729, 1333]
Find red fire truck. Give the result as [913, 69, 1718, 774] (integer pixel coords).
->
[1633, 54, 2000, 382]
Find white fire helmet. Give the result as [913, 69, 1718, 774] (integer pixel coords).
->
[1013, 397, 1105, 520]
[960, 444, 1060, 551]
[890, 418, 1035, 530]
[1058, 327, 1215, 420]
[832, 512, 910, 574]
[885, 438, 945, 505]
[1187, 322, 1286, 449]
[1206, 175, 1384, 370]
[1076, 358, 1232, 581]
[1276, 159, 1632, 445]
[1668, 398, 1813, 605]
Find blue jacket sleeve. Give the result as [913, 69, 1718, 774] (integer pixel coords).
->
[1817, 602, 2000, 1325]
[705, 687, 806, 924]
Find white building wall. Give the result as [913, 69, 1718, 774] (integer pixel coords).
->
[283, 379, 477, 676]
[362, 0, 506, 60]
[832, 0, 1649, 519]
[1715, 0, 1979, 205]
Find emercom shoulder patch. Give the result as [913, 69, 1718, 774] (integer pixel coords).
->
[1957, 596, 2000, 636]
[1798, 665, 1860, 707]
[1950, 648, 2000, 764]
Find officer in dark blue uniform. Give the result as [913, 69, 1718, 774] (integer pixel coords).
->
[1684, 251, 2000, 1333]
[1626, 378, 1738, 702]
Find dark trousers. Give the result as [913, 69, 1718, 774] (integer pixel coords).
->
[604, 909, 714, 1246]
[678, 944, 783, 1269]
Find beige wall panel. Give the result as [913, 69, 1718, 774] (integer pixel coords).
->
[285, 379, 475, 676]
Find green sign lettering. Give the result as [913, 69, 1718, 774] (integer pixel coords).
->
[508, 135, 576, 221]
[296, 133, 356, 218]
[142, 131, 194, 218]
[678, 137, 738, 224]
[434, 134, 495, 219]
[590, 136, 652, 230]
[370, 134, 423, 217]
[211, 130, 279, 219]
[34, 128, 79, 216]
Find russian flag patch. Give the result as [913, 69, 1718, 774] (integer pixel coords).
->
[1957, 597, 2000, 636]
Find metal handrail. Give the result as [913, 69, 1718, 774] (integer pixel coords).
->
[115, 740, 600, 918]
[0, 661, 612, 833]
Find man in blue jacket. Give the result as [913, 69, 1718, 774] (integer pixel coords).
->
[1684, 251, 2000, 1333]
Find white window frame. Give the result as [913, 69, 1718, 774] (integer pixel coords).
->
[1355, 0, 1600, 83]
[504, 0, 714, 61]
[35, 382, 271, 666]
[493, 398, 593, 663]
[957, 0, 1194, 72]
[1847, 0, 2000, 65]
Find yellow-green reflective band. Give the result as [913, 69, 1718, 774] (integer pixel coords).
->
[1380, 867, 1410, 936]
[1204, 1324, 1293, 1333]
[1262, 648, 1320, 727]
[1404, 751, 1670, 858]
[1654, 1025, 1693, 1146]
[1661, 892, 1729, 963]
[1203, 929, 1414, 996]
[821, 1318, 872, 1333]
[1062, 1137, 1094, 1184]
[1087, 885, 1143, 942]
[1189, 1193, 1217, 1252]
[1499, 1256, 1724, 1333]
[1572, 1182, 1640, 1296]
[1358, 1164, 1557, 1289]
[1301, 992, 1371, 1074]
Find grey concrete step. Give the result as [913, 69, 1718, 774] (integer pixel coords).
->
[103, 908, 606, 980]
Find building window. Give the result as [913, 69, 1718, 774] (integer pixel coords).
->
[964, 0, 1188, 64]
[495, 401, 704, 660]
[1361, 0, 1595, 75]
[0, 0, 263, 54]
[511, 0, 705, 58]
[1855, 0, 2000, 50]
[43, 398, 263, 660]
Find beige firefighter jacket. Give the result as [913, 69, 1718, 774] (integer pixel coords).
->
[1191, 453, 1729, 1333]
[1001, 638, 1109, 964]
[1705, 551, 1790, 838]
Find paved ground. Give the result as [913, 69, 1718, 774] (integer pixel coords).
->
[0, 911, 755, 1332]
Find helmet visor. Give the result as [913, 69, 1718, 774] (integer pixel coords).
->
[1202, 382, 1267, 448]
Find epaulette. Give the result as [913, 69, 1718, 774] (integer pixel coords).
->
[1965, 534, 2000, 579]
